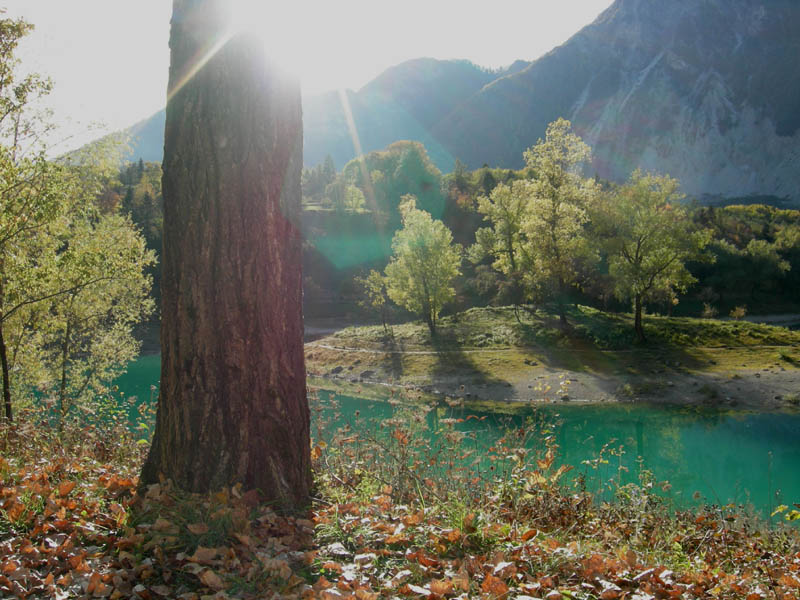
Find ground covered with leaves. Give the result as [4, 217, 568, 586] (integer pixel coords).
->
[2, 400, 800, 599]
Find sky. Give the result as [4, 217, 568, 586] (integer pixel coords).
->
[3, 1, 614, 152]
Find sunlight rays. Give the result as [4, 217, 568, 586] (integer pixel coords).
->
[337, 89, 375, 206]
[337, 88, 381, 228]
[166, 32, 232, 104]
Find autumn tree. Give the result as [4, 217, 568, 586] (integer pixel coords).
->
[595, 171, 711, 342]
[385, 196, 461, 335]
[519, 118, 597, 324]
[141, 0, 310, 505]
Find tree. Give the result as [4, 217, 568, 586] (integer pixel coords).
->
[595, 170, 711, 342]
[469, 181, 529, 314]
[385, 196, 461, 335]
[141, 0, 310, 506]
[31, 212, 154, 427]
[0, 15, 153, 424]
[356, 269, 391, 333]
[519, 118, 597, 324]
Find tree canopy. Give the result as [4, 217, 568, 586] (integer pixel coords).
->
[0, 15, 154, 422]
[594, 170, 711, 341]
[385, 196, 461, 334]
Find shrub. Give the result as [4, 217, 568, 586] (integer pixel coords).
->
[701, 303, 718, 319]
[729, 305, 747, 320]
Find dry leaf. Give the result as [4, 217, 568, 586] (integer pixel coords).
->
[58, 480, 77, 496]
[429, 579, 454, 595]
[188, 546, 218, 563]
[481, 574, 509, 598]
[187, 523, 209, 535]
[199, 569, 225, 590]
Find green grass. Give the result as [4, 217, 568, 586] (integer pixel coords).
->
[329, 305, 799, 351]
[307, 305, 800, 390]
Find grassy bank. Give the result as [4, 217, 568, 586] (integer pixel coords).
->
[306, 305, 800, 407]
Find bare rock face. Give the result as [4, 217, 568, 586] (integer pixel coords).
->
[433, 0, 800, 203]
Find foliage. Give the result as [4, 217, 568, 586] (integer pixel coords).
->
[0, 13, 154, 423]
[469, 181, 529, 308]
[341, 141, 445, 222]
[301, 154, 336, 204]
[594, 171, 712, 341]
[729, 305, 747, 320]
[691, 204, 799, 310]
[384, 196, 462, 334]
[518, 118, 598, 321]
[355, 269, 391, 333]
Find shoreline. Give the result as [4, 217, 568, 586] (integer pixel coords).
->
[306, 341, 800, 412]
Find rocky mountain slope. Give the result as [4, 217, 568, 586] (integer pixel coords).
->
[434, 0, 800, 202]
[123, 0, 800, 203]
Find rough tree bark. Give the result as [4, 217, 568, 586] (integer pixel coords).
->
[141, 0, 310, 508]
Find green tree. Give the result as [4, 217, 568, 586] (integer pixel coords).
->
[0, 14, 154, 423]
[356, 269, 391, 333]
[469, 181, 529, 314]
[385, 196, 461, 335]
[596, 171, 711, 342]
[344, 184, 366, 212]
[519, 118, 597, 324]
[31, 211, 154, 427]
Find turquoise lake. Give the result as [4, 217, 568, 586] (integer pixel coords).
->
[117, 355, 800, 517]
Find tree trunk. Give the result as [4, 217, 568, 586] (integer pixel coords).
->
[141, 0, 310, 508]
[557, 278, 567, 328]
[634, 294, 645, 343]
[57, 319, 72, 431]
[0, 323, 12, 422]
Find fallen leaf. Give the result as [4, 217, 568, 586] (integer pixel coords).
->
[186, 523, 209, 535]
[188, 546, 218, 563]
[199, 569, 226, 591]
[481, 574, 508, 598]
[58, 480, 77, 496]
[429, 579, 454, 595]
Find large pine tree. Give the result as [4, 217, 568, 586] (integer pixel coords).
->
[141, 0, 310, 507]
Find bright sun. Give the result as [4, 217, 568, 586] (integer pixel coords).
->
[228, 0, 324, 88]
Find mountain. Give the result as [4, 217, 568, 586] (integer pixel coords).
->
[122, 0, 800, 203]
[125, 58, 516, 171]
[433, 0, 800, 202]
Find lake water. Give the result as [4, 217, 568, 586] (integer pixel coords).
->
[118, 355, 800, 517]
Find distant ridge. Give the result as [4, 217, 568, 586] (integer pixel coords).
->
[120, 0, 800, 204]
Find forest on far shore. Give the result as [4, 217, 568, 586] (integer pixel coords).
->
[118, 137, 800, 327]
